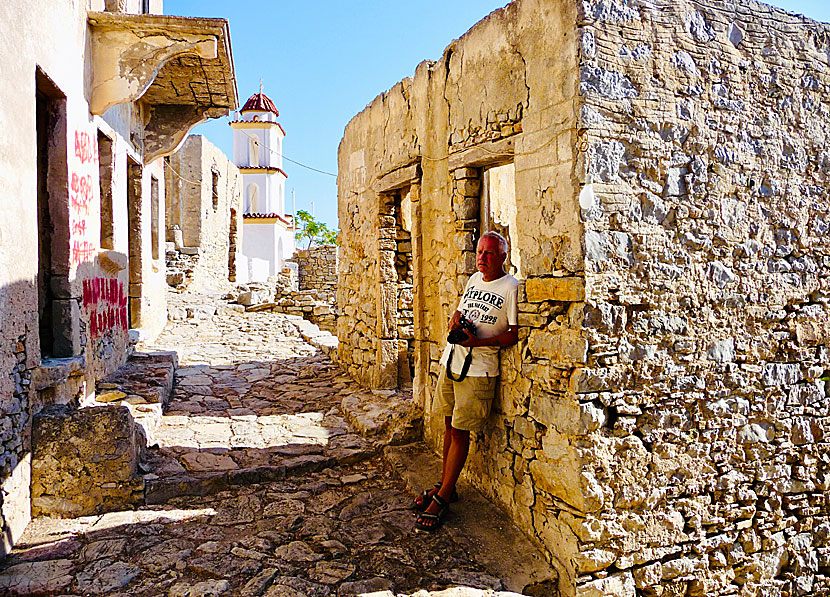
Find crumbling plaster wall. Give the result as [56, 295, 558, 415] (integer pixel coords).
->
[0, 0, 102, 556]
[166, 134, 242, 291]
[339, 0, 830, 595]
[0, 0, 171, 556]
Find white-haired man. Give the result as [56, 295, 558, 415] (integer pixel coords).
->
[414, 231, 519, 531]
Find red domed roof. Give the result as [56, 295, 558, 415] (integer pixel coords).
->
[241, 91, 279, 115]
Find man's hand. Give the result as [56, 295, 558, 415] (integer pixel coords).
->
[458, 325, 519, 348]
[458, 328, 479, 348]
[448, 310, 462, 332]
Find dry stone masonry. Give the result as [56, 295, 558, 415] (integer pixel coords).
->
[336, 0, 830, 595]
[289, 245, 339, 303]
[224, 245, 339, 333]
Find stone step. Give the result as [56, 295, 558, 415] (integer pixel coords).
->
[143, 438, 375, 505]
[287, 316, 339, 356]
[95, 351, 177, 446]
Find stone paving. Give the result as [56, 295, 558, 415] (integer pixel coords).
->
[0, 298, 551, 595]
[137, 308, 417, 505]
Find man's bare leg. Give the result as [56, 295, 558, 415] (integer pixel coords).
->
[414, 416, 454, 510]
[419, 424, 470, 524]
[440, 415, 453, 484]
[437, 426, 470, 501]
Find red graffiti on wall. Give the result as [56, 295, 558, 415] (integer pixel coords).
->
[70, 127, 99, 266]
[74, 130, 98, 165]
[82, 277, 128, 339]
[72, 241, 96, 265]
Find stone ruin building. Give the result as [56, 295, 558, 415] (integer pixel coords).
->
[165, 135, 243, 292]
[337, 0, 830, 595]
[0, 0, 236, 556]
[164, 129, 339, 332]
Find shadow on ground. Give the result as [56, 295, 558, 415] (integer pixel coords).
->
[0, 456, 524, 596]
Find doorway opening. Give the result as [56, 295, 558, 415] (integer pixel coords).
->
[98, 132, 114, 250]
[36, 68, 67, 358]
[127, 157, 142, 328]
[228, 208, 238, 282]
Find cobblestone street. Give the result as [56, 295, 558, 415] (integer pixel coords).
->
[0, 299, 553, 596]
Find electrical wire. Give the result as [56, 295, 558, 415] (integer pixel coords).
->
[237, 128, 336, 177]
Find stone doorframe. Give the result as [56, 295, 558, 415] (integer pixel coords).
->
[371, 162, 423, 390]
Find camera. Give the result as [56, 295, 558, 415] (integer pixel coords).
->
[447, 313, 477, 344]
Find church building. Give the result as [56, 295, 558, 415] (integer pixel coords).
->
[230, 88, 295, 282]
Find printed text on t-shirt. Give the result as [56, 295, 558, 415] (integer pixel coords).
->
[462, 288, 505, 309]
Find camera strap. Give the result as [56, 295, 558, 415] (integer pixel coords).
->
[446, 345, 472, 382]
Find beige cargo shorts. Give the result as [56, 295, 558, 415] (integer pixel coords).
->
[433, 368, 498, 432]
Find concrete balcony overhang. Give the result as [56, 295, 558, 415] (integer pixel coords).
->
[87, 12, 238, 164]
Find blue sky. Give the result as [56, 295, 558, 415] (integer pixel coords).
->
[168, 0, 830, 229]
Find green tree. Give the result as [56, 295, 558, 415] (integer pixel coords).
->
[295, 210, 338, 248]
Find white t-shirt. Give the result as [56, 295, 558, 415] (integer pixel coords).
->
[440, 271, 519, 377]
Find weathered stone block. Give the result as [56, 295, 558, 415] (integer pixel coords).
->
[31, 405, 145, 517]
[525, 277, 585, 303]
[576, 572, 635, 597]
[452, 194, 480, 220]
[527, 328, 587, 365]
[529, 390, 581, 435]
[571, 367, 627, 393]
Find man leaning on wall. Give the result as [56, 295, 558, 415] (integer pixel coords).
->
[413, 231, 519, 531]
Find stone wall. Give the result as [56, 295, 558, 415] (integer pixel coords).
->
[573, 1, 830, 595]
[290, 245, 338, 302]
[165, 135, 243, 292]
[337, 0, 830, 595]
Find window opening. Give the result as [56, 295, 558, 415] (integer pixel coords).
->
[249, 137, 260, 168]
[481, 162, 519, 276]
[36, 90, 55, 357]
[36, 68, 68, 358]
[248, 183, 259, 213]
[127, 157, 142, 328]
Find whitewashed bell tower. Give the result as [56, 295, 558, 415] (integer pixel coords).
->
[230, 84, 294, 283]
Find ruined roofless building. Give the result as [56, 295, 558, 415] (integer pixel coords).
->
[166, 135, 243, 290]
[337, 0, 830, 595]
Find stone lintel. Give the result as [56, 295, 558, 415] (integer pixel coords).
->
[525, 276, 585, 303]
[448, 136, 515, 171]
[372, 163, 421, 194]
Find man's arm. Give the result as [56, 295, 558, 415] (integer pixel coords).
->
[458, 325, 519, 348]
